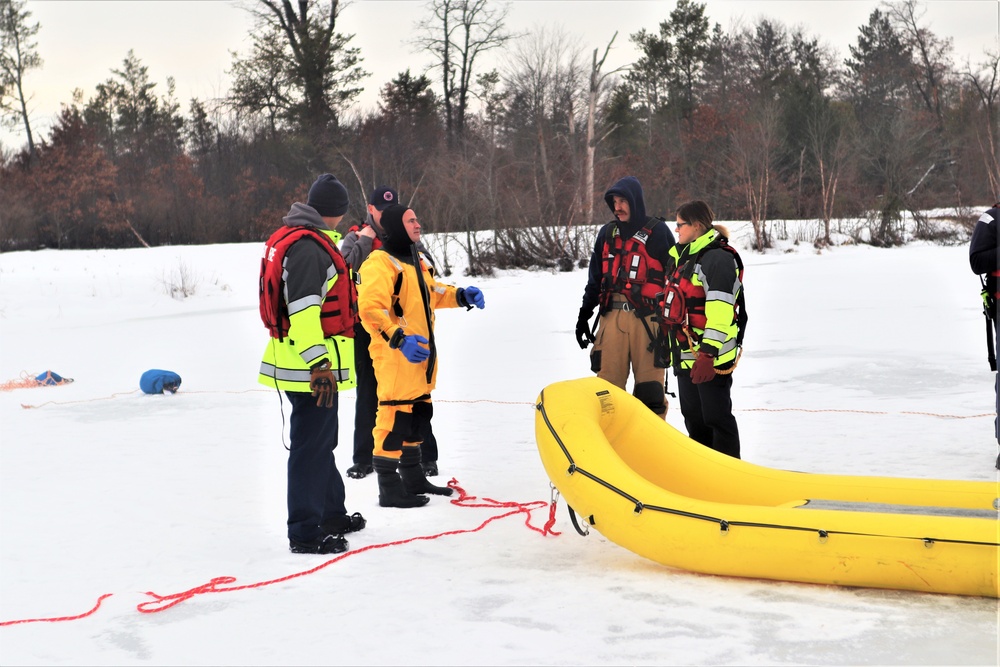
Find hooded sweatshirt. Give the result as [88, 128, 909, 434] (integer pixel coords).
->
[281, 202, 342, 306]
[579, 176, 676, 316]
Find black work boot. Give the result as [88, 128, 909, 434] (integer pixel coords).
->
[373, 456, 429, 508]
[399, 446, 453, 496]
[321, 512, 367, 535]
[289, 533, 348, 554]
[346, 463, 374, 479]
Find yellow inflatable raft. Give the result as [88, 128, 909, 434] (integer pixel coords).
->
[534, 377, 999, 597]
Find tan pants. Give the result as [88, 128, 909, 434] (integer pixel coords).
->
[591, 309, 667, 415]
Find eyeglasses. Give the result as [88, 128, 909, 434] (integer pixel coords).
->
[675, 221, 693, 228]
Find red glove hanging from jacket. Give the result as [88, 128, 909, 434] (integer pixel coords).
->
[690, 350, 716, 384]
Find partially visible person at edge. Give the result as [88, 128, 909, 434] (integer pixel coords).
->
[356, 204, 485, 508]
[340, 186, 441, 480]
[969, 202, 999, 469]
[662, 200, 743, 459]
[257, 173, 367, 554]
[575, 175, 675, 417]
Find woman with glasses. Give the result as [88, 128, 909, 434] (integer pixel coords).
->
[661, 200, 745, 459]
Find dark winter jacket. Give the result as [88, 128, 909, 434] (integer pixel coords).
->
[579, 176, 675, 317]
[970, 206, 999, 305]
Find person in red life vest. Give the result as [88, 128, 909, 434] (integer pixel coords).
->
[356, 204, 485, 508]
[340, 186, 442, 480]
[969, 203, 999, 468]
[662, 200, 744, 459]
[258, 173, 366, 554]
[575, 175, 676, 417]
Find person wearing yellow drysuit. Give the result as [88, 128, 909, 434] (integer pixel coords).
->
[356, 204, 485, 508]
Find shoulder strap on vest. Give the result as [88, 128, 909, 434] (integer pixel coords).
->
[696, 236, 748, 347]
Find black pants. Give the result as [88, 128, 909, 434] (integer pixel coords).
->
[675, 369, 741, 459]
[285, 391, 346, 542]
[353, 322, 438, 465]
[994, 315, 999, 444]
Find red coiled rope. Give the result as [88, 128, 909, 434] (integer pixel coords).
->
[0, 478, 560, 625]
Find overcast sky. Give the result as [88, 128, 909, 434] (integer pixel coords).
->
[4, 0, 998, 150]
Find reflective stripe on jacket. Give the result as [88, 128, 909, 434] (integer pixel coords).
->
[666, 229, 742, 369]
[258, 225, 357, 392]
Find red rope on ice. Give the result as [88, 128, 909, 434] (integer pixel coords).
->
[136, 479, 559, 614]
[0, 594, 113, 627]
[0, 478, 560, 625]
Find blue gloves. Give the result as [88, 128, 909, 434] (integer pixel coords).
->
[459, 286, 485, 309]
[398, 334, 430, 363]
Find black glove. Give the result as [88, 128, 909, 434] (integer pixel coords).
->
[310, 360, 337, 408]
[576, 310, 596, 349]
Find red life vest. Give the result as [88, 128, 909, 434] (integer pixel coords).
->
[348, 223, 383, 252]
[664, 236, 746, 349]
[599, 221, 667, 312]
[259, 226, 357, 341]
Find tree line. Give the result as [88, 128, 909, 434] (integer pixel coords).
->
[1, 0, 997, 270]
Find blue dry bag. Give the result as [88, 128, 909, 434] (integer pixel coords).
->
[140, 369, 182, 394]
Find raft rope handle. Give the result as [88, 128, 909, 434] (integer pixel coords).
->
[567, 504, 590, 536]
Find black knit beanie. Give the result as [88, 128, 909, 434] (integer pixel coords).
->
[307, 174, 350, 218]
[380, 204, 414, 257]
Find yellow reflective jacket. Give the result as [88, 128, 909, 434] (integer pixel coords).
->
[666, 228, 741, 370]
[357, 249, 460, 400]
[258, 217, 356, 393]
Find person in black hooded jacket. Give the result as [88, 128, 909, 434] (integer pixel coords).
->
[969, 203, 999, 468]
[575, 176, 676, 416]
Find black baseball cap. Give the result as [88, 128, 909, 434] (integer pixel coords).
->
[369, 186, 398, 211]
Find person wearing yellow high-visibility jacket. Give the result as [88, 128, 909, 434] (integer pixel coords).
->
[356, 204, 485, 508]
[662, 200, 745, 459]
[258, 174, 367, 555]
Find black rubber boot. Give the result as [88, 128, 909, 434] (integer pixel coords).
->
[373, 456, 429, 508]
[399, 446, 453, 496]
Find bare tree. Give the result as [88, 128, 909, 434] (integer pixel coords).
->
[882, 0, 962, 204]
[806, 102, 853, 244]
[503, 27, 584, 218]
[585, 33, 624, 227]
[415, 0, 512, 142]
[731, 99, 779, 250]
[965, 50, 1000, 199]
[0, 0, 41, 159]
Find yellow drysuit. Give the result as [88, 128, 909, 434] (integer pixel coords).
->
[356, 249, 461, 459]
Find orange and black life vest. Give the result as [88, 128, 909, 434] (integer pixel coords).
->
[599, 220, 667, 314]
[259, 226, 357, 341]
[664, 236, 747, 349]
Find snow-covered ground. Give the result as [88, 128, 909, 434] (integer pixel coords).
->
[1, 219, 997, 665]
